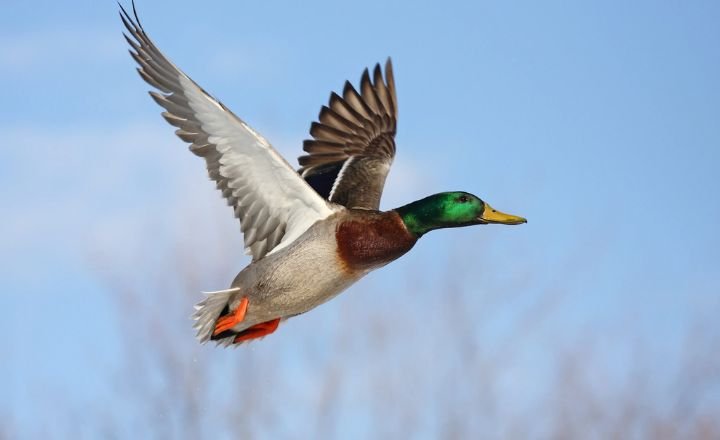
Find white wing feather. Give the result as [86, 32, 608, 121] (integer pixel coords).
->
[120, 6, 336, 260]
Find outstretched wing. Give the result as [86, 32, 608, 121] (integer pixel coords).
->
[120, 4, 336, 261]
[299, 59, 397, 210]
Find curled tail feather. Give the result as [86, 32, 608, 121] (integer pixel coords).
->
[192, 287, 240, 344]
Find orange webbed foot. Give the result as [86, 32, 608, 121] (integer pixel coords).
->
[233, 318, 281, 344]
[212, 297, 249, 336]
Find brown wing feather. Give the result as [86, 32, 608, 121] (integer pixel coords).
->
[299, 59, 398, 210]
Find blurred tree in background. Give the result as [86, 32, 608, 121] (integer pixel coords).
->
[21, 212, 711, 440]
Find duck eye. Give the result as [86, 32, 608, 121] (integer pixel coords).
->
[458, 195, 469, 203]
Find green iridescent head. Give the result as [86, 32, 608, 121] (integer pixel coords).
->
[394, 191, 526, 237]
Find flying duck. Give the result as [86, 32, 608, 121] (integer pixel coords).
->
[120, 4, 526, 346]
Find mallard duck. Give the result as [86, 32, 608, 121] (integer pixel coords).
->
[120, 4, 526, 346]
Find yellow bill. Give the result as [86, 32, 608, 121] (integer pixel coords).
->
[479, 203, 527, 225]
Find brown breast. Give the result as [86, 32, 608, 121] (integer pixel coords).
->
[336, 210, 418, 273]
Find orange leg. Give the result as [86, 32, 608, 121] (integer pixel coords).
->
[212, 297, 249, 336]
[233, 318, 281, 344]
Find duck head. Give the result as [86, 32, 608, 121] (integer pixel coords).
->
[394, 191, 526, 237]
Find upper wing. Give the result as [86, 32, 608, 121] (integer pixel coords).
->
[120, 4, 336, 261]
[299, 59, 398, 210]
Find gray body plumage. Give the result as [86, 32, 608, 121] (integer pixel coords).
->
[193, 214, 365, 345]
[230, 216, 362, 324]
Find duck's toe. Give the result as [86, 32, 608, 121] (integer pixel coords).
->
[233, 318, 281, 344]
[212, 297, 249, 336]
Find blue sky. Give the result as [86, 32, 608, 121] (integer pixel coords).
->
[2, 0, 719, 437]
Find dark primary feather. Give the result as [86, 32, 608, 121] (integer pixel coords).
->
[301, 163, 342, 199]
[299, 60, 398, 210]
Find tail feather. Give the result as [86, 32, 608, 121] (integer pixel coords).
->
[192, 287, 240, 343]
